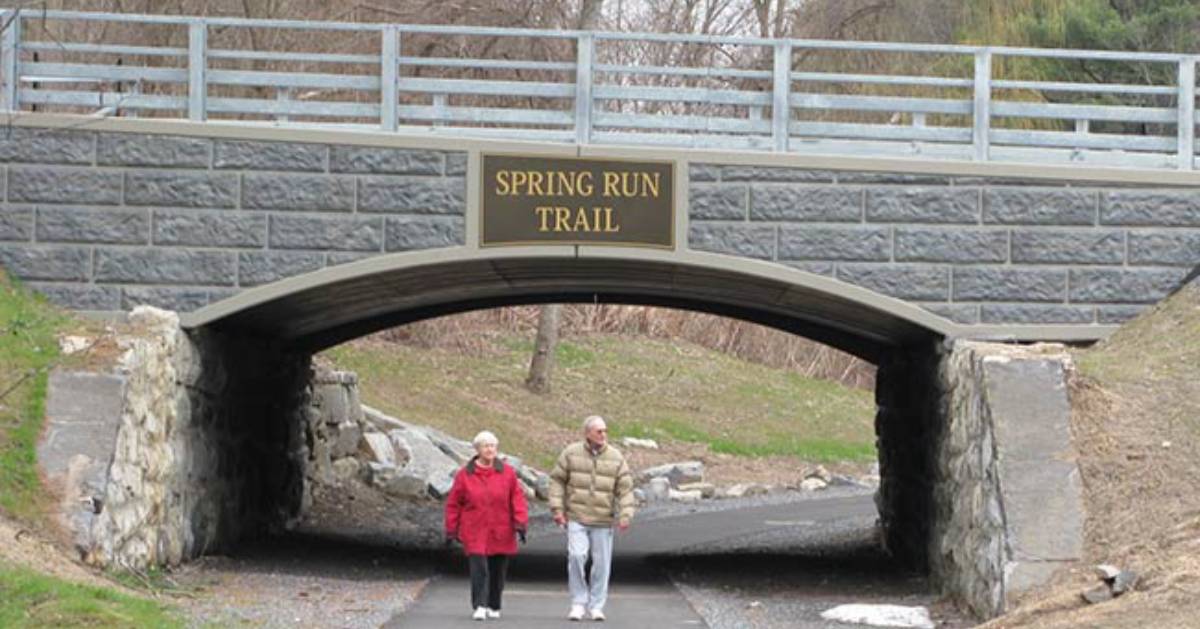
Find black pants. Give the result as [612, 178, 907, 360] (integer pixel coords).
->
[469, 554, 510, 610]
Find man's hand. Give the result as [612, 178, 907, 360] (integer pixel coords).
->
[617, 520, 630, 533]
[553, 512, 567, 528]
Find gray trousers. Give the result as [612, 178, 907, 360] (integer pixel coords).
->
[567, 521, 615, 611]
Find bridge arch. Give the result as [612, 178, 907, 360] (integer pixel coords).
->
[182, 247, 956, 361]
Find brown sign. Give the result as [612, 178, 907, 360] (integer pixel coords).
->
[481, 154, 674, 248]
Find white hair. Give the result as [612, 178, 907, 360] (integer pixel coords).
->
[582, 415, 606, 433]
[472, 430, 499, 448]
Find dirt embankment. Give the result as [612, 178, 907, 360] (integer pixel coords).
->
[983, 281, 1200, 629]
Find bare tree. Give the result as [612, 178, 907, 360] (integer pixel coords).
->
[524, 302, 561, 394]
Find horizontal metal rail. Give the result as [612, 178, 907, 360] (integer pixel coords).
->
[1, 8, 1197, 171]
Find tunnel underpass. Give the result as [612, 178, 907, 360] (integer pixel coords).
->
[81, 248, 1083, 625]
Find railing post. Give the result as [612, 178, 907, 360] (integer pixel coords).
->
[381, 25, 399, 132]
[575, 33, 594, 145]
[1177, 57, 1195, 170]
[973, 49, 991, 161]
[1, 10, 21, 112]
[772, 41, 791, 152]
[187, 20, 207, 121]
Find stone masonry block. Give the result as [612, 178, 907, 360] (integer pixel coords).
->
[1068, 268, 1187, 303]
[921, 303, 979, 324]
[952, 268, 1066, 302]
[0, 207, 33, 241]
[97, 134, 210, 168]
[867, 188, 978, 223]
[243, 173, 354, 212]
[836, 264, 949, 300]
[269, 215, 383, 252]
[778, 225, 888, 261]
[9, 167, 122, 205]
[121, 286, 210, 312]
[1011, 230, 1124, 265]
[1101, 191, 1200, 227]
[152, 211, 267, 248]
[750, 185, 861, 222]
[1127, 231, 1200, 266]
[36, 208, 149, 244]
[1097, 305, 1148, 324]
[94, 249, 235, 285]
[689, 184, 746, 220]
[721, 165, 835, 182]
[125, 171, 238, 208]
[0, 128, 93, 164]
[329, 146, 443, 175]
[689, 164, 721, 182]
[445, 153, 468, 176]
[326, 251, 379, 267]
[895, 229, 1007, 263]
[28, 282, 120, 310]
[0, 245, 90, 281]
[835, 171, 951, 185]
[983, 189, 1096, 225]
[689, 223, 776, 260]
[358, 177, 466, 214]
[238, 251, 325, 286]
[384, 216, 465, 251]
[779, 261, 834, 275]
[214, 140, 326, 171]
[980, 304, 1094, 324]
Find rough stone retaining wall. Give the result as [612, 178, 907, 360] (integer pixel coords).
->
[876, 340, 1083, 619]
[87, 307, 311, 569]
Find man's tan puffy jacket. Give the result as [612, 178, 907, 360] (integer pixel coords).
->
[548, 441, 636, 527]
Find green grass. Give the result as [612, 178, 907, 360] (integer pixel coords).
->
[0, 271, 66, 522]
[325, 331, 877, 468]
[0, 562, 180, 628]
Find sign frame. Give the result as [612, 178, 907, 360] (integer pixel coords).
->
[478, 152, 677, 250]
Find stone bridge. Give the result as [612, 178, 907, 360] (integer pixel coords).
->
[2, 120, 1195, 344]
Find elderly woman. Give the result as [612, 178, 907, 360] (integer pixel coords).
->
[445, 430, 529, 621]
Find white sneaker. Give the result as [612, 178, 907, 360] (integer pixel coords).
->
[472, 606, 488, 621]
[486, 608, 501, 619]
[589, 608, 606, 621]
[568, 604, 586, 620]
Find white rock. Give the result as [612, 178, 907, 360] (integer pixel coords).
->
[800, 477, 828, 491]
[387, 430, 413, 468]
[1095, 564, 1121, 580]
[676, 482, 716, 498]
[644, 477, 671, 502]
[637, 461, 704, 487]
[360, 432, 396, 466]
[819, 604, 934, 629]
[58, 335, 92, 355]
[331, 457, 360, 483]
[668, 489, 702, 502]
[724, 482, 769, 498]
[621, 437, 659, 450]
[805, 464, 832, 483]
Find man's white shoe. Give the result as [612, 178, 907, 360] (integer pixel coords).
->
[568, 604, 586, 620]
[472, 606, 488, 621]
[486, 609, 501, 619]
[589, 608, 606, 621]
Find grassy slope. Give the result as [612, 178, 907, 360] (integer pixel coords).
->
[0, 272, 180, 628]
[324, 332, 876, 471]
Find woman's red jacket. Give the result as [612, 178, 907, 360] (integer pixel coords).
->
[444, 457, 529, 556]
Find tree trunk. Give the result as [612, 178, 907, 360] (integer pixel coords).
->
[525, 304, 561, 394]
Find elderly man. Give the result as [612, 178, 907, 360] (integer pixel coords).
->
[549, 415, 636, 622]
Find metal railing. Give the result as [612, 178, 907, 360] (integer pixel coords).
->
[2, 9, 1197, 170]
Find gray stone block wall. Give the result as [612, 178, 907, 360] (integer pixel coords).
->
[690, 164, 1200, 326]
[1, 128, 467, 312]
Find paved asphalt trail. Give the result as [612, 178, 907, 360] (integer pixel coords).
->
[386, 494, 877, 628]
